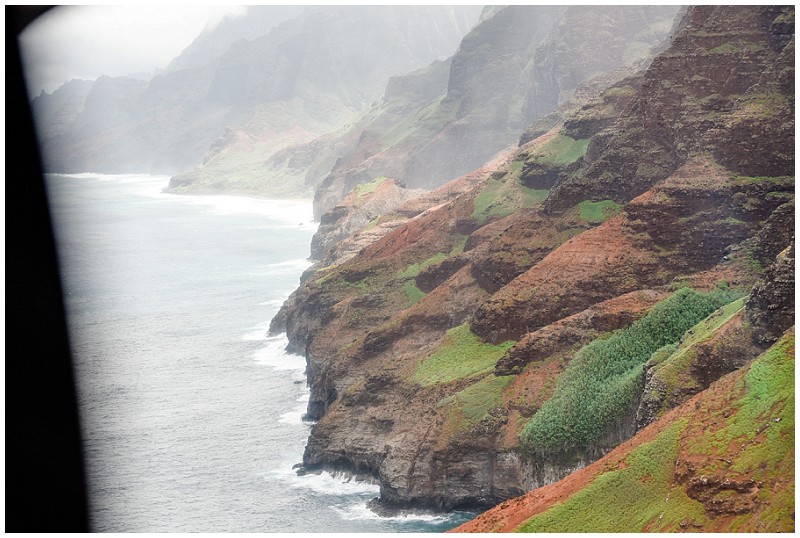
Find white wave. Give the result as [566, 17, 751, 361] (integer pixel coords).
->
[253, 335, 305, 371]
[278, 409, 306, 425]
[241, 319, 273, 341]
[258, 298, 288, 308]
[242, 329, 268, 341]
[61, 172, 318, 225]
[332, 502, 453, 523]
[261, 258, 313, 274]
[163, 193, 315, 225]
[47, 172, 165, 182]
[264, 258, 313, 270]
[290, 471, 381, 496]
[261, 462, 379, 496]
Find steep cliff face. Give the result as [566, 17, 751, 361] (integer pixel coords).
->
[311, 5, 681, 218]
[544, 4, 795, 211]
[309, 177, 425, 262]
[278, 5, 794, 516]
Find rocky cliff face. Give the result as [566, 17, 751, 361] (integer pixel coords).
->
[277, 5, 794, 517]
[311, 5, 681, 218]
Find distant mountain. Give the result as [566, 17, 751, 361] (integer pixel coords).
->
[164, 6, 304, 72]
[31, 6, 482, 192]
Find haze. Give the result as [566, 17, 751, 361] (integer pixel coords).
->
[18, 5, 246, 98]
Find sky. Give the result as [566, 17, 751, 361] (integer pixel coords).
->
[18, 5, 248, 98]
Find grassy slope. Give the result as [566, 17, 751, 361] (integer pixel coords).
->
[643, 296, 747, 418]
[481, 328, 794, 532]
[411, 324, 514, 387]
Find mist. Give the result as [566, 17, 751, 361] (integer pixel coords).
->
[19, 5, 247, 98]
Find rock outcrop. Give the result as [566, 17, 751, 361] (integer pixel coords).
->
[746, 240, 795, 345]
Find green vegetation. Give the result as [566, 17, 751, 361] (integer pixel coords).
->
[709, 42, 738, 54]
[314, 269, 373, 293]
[397, 253, 448, 280]
[354, 176, 387, 197]
[719, 331, 794, 531]
[363, 216, 381, 231]
[645, 297, 747, 418]
[451, 234, 469, 256]
[688, 330, 794, 480]
[736, 92, 792, 118]
[397, 252, 447, 306]
[438, 374, 514, 431]
[520, 287, 745, 452]
[395, 237, 469, 306]
[402, 280, 426, 306]
[471, 177, 549, 225]
[526, 134, 590, 165]
[412, 324, 514, 387]
[517, 421, 701, 532]
[313, 265, 336, 286]
[574, 199, 623, 224]
[517, 329, 795, 532]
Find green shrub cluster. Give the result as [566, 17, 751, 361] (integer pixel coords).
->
[412, 324, 514, 386]
[646, 297, 746, 416]
[517, 329, 794, 532]
[519, 287, 745, 452]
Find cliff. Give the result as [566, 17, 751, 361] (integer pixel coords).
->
[311, 5, 681, 218]
[276, 5, 794, 519]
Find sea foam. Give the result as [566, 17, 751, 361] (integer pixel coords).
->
[252, 335, 305, 371]
[331, 502, 455, 523]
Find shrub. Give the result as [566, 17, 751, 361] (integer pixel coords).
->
[520, 287, 745, 452]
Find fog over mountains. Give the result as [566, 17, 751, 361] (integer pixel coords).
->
[29, 6, 679, 204]
[30, 6, 481, 192]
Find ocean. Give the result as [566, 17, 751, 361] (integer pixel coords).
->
[44, 173, 473, 533]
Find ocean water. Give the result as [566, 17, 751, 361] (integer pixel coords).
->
[45, 173, 474, 533]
